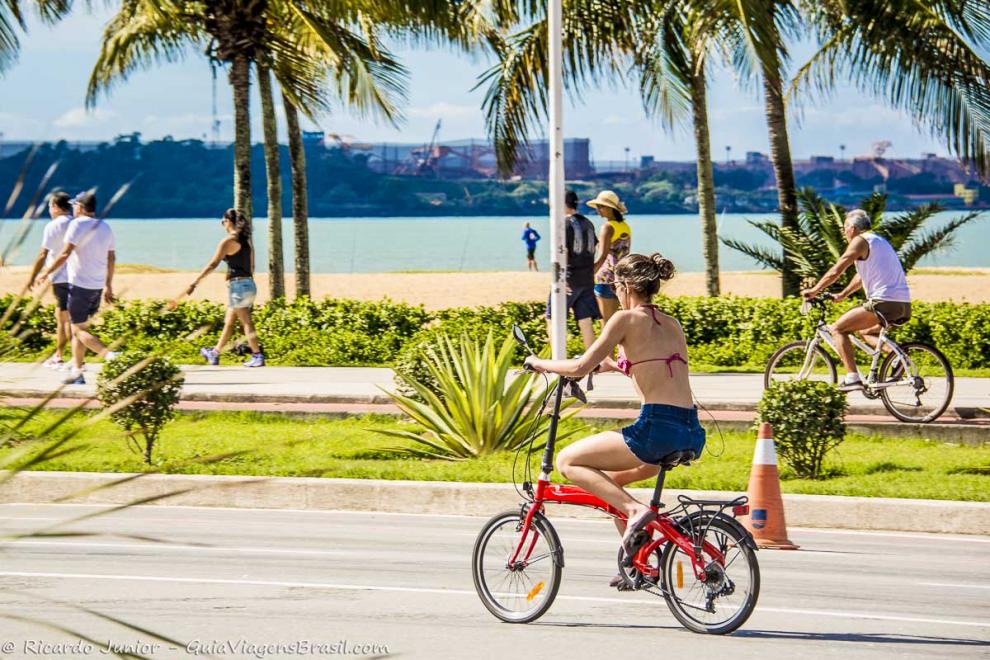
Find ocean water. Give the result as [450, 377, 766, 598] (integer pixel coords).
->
[3, 212, 988, 273]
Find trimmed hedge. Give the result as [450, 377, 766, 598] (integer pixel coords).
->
[2, 293, 988, 370]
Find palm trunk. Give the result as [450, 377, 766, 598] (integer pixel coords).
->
[258, 65, 284, 299]
[761, 60, 800, 298]
[230, 54, 252, 221]
[690, 63, 719, 296]
[283, 93, 310, 298]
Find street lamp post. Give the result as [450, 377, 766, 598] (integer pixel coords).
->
[547, 0, 567, 359]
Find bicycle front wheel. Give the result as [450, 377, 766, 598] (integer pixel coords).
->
[764, 341, 837, 389]
[472, 509, 562, 623]
[661, 516, 760, 635]
[879, 342, 954, 423]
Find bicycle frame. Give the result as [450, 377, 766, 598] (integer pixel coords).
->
[800, 314, 915, 388]
[507, 375, 746, 583]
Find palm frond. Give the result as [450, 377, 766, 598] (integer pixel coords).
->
[793, 0, 990, 174]
[86, 0, 202, 107]
[895, 210, 985, 270]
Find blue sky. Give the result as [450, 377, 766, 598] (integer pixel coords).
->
[0, 6, 948, 162]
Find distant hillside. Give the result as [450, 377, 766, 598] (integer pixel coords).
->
[1, 136, 987, 218]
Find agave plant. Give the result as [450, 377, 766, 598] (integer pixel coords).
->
[380, 332, 578, 460]
[721, 188, 985, 291]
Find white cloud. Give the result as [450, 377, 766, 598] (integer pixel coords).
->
[52, 107, 118, 129]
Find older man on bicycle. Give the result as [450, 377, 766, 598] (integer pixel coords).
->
[801, 209, 911, 392]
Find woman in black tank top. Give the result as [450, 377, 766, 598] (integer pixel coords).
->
[179, 208, 264, 367]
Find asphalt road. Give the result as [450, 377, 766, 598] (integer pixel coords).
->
[0, 504, 987, 659]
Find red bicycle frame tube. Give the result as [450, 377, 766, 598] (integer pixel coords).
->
[509, 478, 724, 579]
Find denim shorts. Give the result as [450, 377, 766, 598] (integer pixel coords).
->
[228, 278, 257, 309]
[621, 404, 707, 465]
[594, 283, 617, 300]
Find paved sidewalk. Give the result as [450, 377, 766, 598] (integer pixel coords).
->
[1, 361, 986, 417]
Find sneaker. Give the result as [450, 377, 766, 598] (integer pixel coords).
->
[244, 352, 265, 368]
[838, 373, 863, 392]
[199, 347, 220, 366]
[42, 355, 64, 369]
[104, 351, 121, 361]
[62, 369, 85, 385]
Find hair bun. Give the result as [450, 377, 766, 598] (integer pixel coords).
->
[650, 253, 675, 281]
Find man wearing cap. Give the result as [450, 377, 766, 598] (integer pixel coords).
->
[37, 192, 119, 384]
[26, 192, 74, 369]
[545, 190, 600, 349]
[802, 209, 912, 391]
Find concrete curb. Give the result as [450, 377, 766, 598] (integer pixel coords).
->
[3, 386, 985, 419]
[1, 471, 987, 535]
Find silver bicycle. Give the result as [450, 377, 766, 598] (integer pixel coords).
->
[764, 294, 954, 423]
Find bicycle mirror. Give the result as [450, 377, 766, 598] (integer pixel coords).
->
[512, 325, 532, 352]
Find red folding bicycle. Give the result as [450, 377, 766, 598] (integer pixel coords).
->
[471, 326, 761, 634]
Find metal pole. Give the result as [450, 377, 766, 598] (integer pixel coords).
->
[548, 0, 567, 359]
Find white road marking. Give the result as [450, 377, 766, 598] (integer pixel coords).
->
[920, 582, 990, 590]
[0, 540, 360, 558]
[789, 528, 990, 544]
[4, 504, 987, 543]
[0, 570, 987, 629]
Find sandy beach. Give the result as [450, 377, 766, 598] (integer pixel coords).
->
[1, 266, 987, 310]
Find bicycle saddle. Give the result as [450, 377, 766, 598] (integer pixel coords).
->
[658, 449, 697, 469]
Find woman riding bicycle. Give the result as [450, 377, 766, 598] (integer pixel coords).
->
[524, 253, 706, 579]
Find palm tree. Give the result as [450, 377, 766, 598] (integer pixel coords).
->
[283, 93, 310, 297]
[88, 1, 273, 221]
[257, 63, 284, 298]
[88, 1, 410, 299]
[726, 0, 990, 297]
[479, 1, 776, 297]
[721, 188, 985, 289]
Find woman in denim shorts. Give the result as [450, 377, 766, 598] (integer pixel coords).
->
[181, 209, 265, 367]
[525, 253, 704, 588]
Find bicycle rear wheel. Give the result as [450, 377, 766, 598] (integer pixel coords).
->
[764, 341, 837, 389]
[879, 342, 954, 423]
[661, 516, 760, 634]
[472, 509, 562, 623]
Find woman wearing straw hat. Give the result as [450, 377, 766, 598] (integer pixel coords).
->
[588, 190, 632, 323]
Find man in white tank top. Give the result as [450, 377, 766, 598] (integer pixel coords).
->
[802, 209, 911, 391]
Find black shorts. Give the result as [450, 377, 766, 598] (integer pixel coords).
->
[67, 285, 102, 325]
[863, 299, 911, 327]
[526, 247, 536, 260]
[52, 282, 71, 311]
[545, 285, 601, 322]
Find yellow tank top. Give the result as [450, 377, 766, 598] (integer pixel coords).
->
[607, 219, 632, 242]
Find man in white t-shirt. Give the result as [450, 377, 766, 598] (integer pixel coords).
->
[37, 191, 119, 384]
[26, 192, 73, 368]
[802, 209, 911, 391]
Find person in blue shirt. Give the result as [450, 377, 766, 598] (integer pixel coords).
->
[521, 222, 541, 271]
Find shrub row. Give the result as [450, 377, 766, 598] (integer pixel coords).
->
[2, 294, 988, 370]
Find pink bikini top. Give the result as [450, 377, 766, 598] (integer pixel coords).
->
[616, 304, 688, 378]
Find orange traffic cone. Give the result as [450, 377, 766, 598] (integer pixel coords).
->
[741, 422, 798, 550]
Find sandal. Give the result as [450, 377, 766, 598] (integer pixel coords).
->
[621, 509, 658, 557]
